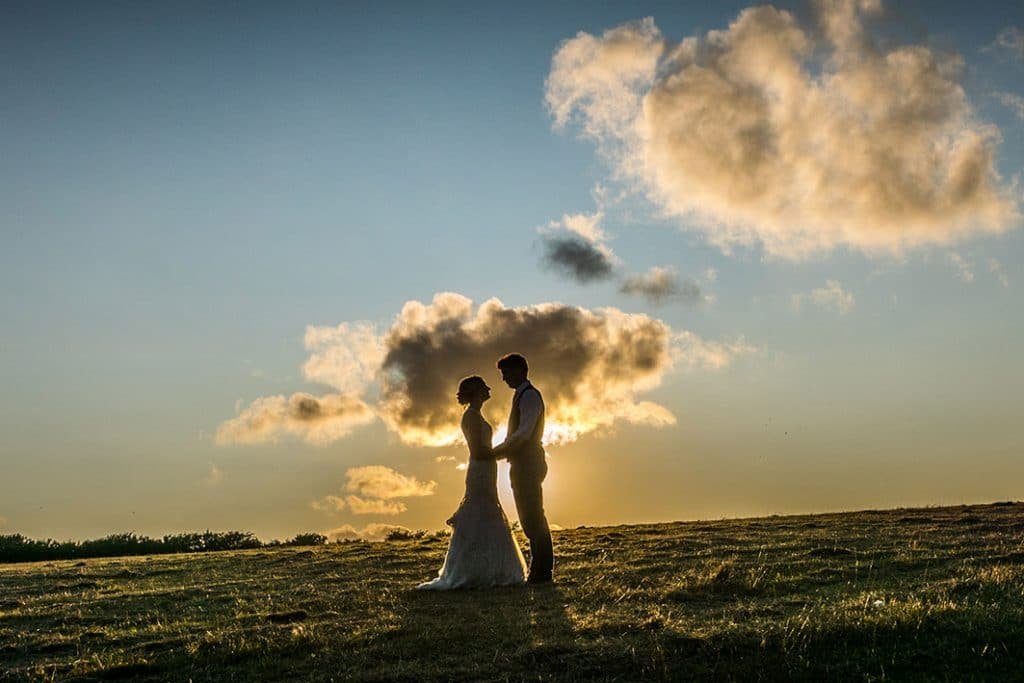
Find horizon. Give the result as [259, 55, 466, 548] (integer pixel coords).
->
[2, 0, 1023, 543]
[5, 499, 1020, 546]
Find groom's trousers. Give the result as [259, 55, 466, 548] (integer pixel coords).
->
[510, 457, 553, 580]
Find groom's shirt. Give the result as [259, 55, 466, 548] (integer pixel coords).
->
[504, 380, 543, 451]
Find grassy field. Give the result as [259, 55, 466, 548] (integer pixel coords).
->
[2, 502, 1023, 681]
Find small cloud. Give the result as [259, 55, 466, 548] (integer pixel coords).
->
[990, 258, 1010, 287]
[216, 392, 376, 446]
[204, 464, 224, 487]
[310, 495, 347, 514]
[0, 517, 7, 527]
[345, 465, 436, 499]
[993, 91, 1024, 120]
[948, 252, 975, 283]
[540, 235, 617, 283]
[455, 462, 468, 471]
[325, 523, 412, 542]
[345, 495, 407, 516]
[672, 331, 756, 371]
[986, 27, 1024, 61]
[620, 266, 704, 305]
[703, 267, 718, 282]
[550, 210, 607, 243]
[324, 524, 361, 541]
[312, 466, 433, 518]
[792, 280, 856, 314]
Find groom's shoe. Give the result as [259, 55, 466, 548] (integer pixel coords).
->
[527, 573, 553, 585]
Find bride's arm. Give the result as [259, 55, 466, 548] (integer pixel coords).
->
[461, 412, 493, 460]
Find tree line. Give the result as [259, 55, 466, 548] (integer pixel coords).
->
[0, 531, 331, 564]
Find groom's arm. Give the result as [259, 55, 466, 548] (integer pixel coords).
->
[497, 391, 542, 456]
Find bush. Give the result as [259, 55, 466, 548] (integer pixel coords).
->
[1, 530, 262, 564]
[286, 533, 328, 547]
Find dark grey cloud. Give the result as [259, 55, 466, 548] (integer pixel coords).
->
[540, 235, 616, 283]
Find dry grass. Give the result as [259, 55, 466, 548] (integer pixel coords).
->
[2, 502, 1024, 681]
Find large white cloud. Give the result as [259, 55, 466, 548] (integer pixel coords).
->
[546, 0, 1019, 259]
[218, 293, 748, 448]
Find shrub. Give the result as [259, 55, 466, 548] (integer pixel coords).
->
[286, 533, 328, 547]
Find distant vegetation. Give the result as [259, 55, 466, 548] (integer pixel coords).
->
[0, 531, 338, 564]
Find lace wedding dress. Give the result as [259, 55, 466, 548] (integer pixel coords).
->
[417, 413, 527, 590]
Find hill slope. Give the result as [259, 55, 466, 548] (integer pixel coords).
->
[2, 502, 1024, 681]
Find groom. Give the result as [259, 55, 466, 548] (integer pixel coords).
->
[492, 353, 554, 584]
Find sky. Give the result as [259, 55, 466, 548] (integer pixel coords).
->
[2, 0, 1022, 541]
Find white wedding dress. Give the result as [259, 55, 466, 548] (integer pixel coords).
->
[417, 413, 527, 590]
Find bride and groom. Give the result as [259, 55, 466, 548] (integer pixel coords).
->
[417, 353, 554, 590]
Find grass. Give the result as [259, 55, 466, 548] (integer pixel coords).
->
[2, 502, 1024, 681]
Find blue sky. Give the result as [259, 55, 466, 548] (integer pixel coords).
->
[1, 0, 1022, 540]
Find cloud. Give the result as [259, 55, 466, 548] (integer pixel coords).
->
[987, 27, 1024, 61]
[216, 392, 375, 446]
[310, 495, 347, 514]
[0, 517, 6, 527]
[792, 280, 856, 314]
[989, 258, 1010, 287]
[620, 266, 704, 305]
[345, 495, 407, 515]
[313, 466, 434, 517]
[947, 252, 974, 283]
[547, 1, 1018, 259]
[345, 465, 437, 499]
[993, 91, 1024, 120]
[540, 235, 617, 282]
[672, 332, 756, 370]
[550, 210, 608, 243]
[203, 464, 223, 487]
[538, 200, 622, 285]
[219, 293, 748, 448]
[302, 322, 385, 393]
[324, 524, 361, 541]
[375, 293, 723, 447]
[324, 523, 412, 542]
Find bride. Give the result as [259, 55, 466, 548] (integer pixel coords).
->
[416, 376, 527, 590]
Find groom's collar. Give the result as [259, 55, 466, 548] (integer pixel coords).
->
[514, 380, 532, 396]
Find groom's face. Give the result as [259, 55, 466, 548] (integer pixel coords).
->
[500, 367, 523, 389]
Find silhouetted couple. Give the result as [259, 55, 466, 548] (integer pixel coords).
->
[417, 353, 554, 590]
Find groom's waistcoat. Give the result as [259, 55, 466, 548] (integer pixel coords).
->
[508, 385, 545, 465]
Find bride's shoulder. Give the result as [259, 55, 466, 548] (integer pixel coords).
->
[461, 408, 484, 428]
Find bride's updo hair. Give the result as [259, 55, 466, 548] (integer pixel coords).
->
[457, 376, 488, 405]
